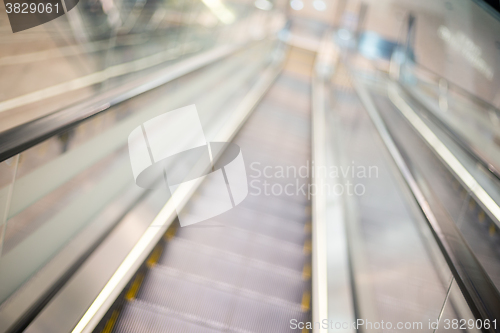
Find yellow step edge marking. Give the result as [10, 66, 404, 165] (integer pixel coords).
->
[469, 199, 476, 210]
[147, 246, 163, 268]
[101, 310, 119, 333]
[125, 273, 144, 301]
[302, 328, 309, 333]
[489, 223, 496, 236]
[478, 211, 485, 223]
[304, 222, 312, 234]
[164, 224, 178, 241]
[302, 263, 311, 280]
[303, 240, 312, 254]
[301, 290, 311, 312]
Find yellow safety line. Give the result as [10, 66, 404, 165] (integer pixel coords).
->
[101, 310, 119, 333]
[303, 240, 312, 254]
[301, 291, 311, 312]
[304, 221, 312, 233]
[489, 224, 496, 236]
[164, 224, 178, 241]
[146, 246, 163, 268]
[469, 199, 476, 210]
[125, 273, 144, 301]
[479, 211, 485, 223]
[302, 263, 311, 280]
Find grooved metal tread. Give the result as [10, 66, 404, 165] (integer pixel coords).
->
[114, 300, 226, 333]
[174, 224, 306, 272]
[130, 266, 308, 333]
[112, 48, 314, 333]
[158, 239, 307, 304]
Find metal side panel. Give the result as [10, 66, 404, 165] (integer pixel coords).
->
[0, 41, 276, 333]
[21, 42, 281, 333]
[109, 47, 315, 333]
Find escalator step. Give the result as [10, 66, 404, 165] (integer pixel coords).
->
[175, 225, 306, 272]
[110, 52, 314, 333]
[134, 266, 308, 333]
[114, 300, 225, 333]
[159, 238, 306, 303]
[209, 207, 307, 245]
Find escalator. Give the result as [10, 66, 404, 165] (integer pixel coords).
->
[344, 60, 500, 330]
[95, 47, 315, 333]
[3, 12, 500, 333]
[0, 34, 320, 333]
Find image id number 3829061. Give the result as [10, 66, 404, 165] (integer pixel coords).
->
[5, 2, 60, 13]
[443, 319, 496, 330]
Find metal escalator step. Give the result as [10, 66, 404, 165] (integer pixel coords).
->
[239, 195, 309, 223]
[193, 186, 309, 224]
[228, 292, 308, 333]
[110, 56, 314, 333]
[238, 264, 306, 305]
[208, 207, 307, 245]
[175, 225, 306, 272]
[159, 238, 306, 303]
[135, 266, 308, 333]
[136, 267, 236, 326]
[114, 300, 225, 333]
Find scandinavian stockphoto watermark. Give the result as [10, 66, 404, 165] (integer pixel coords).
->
[127, 105, 249, 227]
[127, 105, 377, 226]
[290, 318, 497, 331]
[249, 161, 378, 199]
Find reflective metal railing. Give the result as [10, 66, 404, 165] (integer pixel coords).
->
[0, 6, 286, 330]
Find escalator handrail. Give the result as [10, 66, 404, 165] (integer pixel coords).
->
[352, 75, 500, 333]
[0, 43, 247, 163]
[399, 82, 500, 183]
[411, 63, 500, 120]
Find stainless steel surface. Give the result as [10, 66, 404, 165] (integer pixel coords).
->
[107, 47, 314, 333]
[402, 81, 500, 179]
[4, 1, 500, 331]
[390, 84, 500, 227]
[17, 40, 280, 333]
[352, 70, 500, 330]
[328, 62, 477, 332]
[311, 31, 353, 333]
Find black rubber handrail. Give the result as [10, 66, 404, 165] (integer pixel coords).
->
[0, 44, 242, 163]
